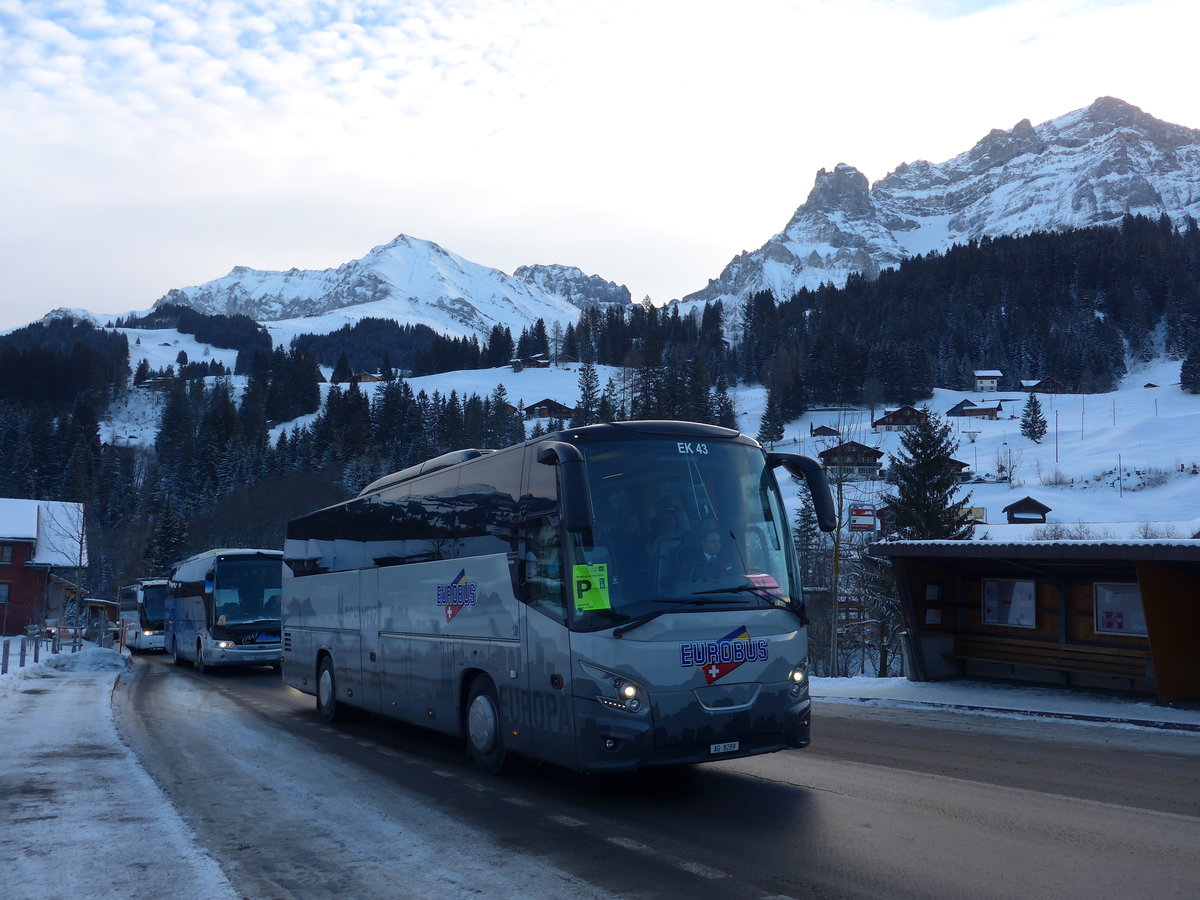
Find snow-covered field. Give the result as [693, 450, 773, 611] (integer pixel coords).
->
[102, 331, 1200, 538]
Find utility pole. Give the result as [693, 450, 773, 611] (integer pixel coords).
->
[830, 473, 844, 678]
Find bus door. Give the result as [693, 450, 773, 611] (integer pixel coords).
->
[519, 515, 577, 768]
[356, 568, 381, 715]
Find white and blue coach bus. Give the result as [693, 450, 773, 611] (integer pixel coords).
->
[282, 421, 835, 773]
[164, 548, 284, 672]
[119, 577, 169, 652]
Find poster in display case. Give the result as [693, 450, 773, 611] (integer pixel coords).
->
[1094, 583, 1147, 636]
[982, 579, 1036, 628]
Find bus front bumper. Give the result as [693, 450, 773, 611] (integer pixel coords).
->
[574, 689, 811, 773]
[209, 644, 282, 666]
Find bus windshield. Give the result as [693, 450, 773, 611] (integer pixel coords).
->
[212, 558, 282, 626]
[568, 438, 800, 632]
[140, 584, 167, 629]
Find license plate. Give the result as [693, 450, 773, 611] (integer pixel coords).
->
[710, 741, 739, 754]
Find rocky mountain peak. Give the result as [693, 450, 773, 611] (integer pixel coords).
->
[512, 264, 632, 310]
[676, 98, 1200, 319]
[803, 164, 874, 218]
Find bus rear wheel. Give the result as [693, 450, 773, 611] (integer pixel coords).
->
[465, 676, 509, 774]
[168, 638, 186, 667]
[317, 656, 348, 723]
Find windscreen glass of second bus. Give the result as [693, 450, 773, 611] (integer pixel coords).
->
[141, 584, 167, 627]
[571, 438, 797, 630]
[213, 559, 283, 626]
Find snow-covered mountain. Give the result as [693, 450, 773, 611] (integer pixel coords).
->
[513, 264, 631, 308]
[679, 97, 1200, 312]
[153, 235, 623, 342]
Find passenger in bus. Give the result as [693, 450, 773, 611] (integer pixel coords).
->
[680, 528, 736, 582]
[643, 507, 684, 558]
[610, 510, 647, 563]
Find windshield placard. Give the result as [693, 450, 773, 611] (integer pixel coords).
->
[573, 564, 611, 612]
[676, 442, 709, 455]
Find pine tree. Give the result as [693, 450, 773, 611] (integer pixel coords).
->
[145, 494, 189, 573]
[1182, 343, 1200, 393]
[331, 351, 352, 384]
[880, 408, 974, 539]
[757, 387, 785, 448]
[712, 375, 738, 429]
[572, 362, 601, 427]
[598, 378, 619, 423]
[1020, 392, 1048, 443]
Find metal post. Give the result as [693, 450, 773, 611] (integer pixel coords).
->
[20, 637, 27, 667]
[2, 639, 8, 675]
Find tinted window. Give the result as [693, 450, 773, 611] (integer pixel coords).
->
[456, 450, 520, 559]
[404, 467, 462, 561]
[523, 443, 558, 518]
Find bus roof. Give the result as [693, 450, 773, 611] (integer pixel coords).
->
[353, 420, 756, 500]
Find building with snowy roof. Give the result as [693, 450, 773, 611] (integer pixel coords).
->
[0, 498, 88, 635]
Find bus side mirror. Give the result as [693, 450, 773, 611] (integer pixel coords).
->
[768, 452, 837, 533]
[537, 442, 594, 533]
[203, 572, 215, 595]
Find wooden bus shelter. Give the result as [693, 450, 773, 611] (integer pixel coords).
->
[869, 540, 1200, 704]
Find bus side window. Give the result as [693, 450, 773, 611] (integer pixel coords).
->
[523, 518, 565, 621]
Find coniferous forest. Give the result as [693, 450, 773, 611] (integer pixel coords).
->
[1, 214, 1198, 599]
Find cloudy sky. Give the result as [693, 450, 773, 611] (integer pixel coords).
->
[0, 0, 1195, 332]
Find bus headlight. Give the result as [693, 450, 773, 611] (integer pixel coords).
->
[788, 666, 808, 698]
[579, 661, 647, 714]
[214, 640, 235, 650]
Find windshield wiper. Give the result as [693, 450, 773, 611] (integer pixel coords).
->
[612, 597, 751, 639]
[693, 583, 809, 625]
[693, 582, 788, 601]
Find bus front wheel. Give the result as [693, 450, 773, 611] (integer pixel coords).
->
[465, 676, 509, 774]
[317, 656, 347, 723]
[194, 641, 207, 674]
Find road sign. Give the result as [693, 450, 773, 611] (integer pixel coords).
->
[849, 505, 877, 532]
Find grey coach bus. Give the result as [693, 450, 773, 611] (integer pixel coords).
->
[165, 548, 284, 672]
[282, 420, 835, 773]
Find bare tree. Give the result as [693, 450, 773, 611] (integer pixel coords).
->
[35, 501, 88, 628]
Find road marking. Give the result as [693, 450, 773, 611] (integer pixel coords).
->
[606, 836, 650, 852]
[548, 814, 586, 827]
[504, 797, 535, 807]
[678, 860, 728, 880]
[605, 835, 731, 882]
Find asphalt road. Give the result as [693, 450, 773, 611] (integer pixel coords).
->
[115, 655, 1200, 899]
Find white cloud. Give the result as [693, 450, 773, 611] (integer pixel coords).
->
[0, 0, 1195, 330]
